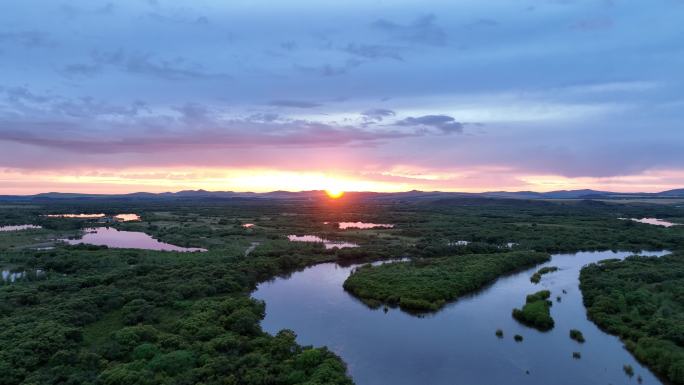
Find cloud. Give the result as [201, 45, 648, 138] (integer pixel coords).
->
[268, 99, 322, 108]
[466, 19, 500, 28]
[395, 115, 464, 133]
[0, 118, 413, 154]
[50, 98, 147, 118]
[79, 50, 230, 81]
[295, 59, 362, 77]
[172, 103, 211, 124]
[362, 108, 396, 122]
[571, 17, 613, 31]
[0, 31, 55, 48]
[343, 44, 404, 61]
[61, 63, 102, 78]
[372, 14, 446, 46]
[3, 86, 52, 103]
[248, 112, 280, 122]
[280, 41, 297, 51]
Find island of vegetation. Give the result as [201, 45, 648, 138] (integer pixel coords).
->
[570, 329, 585, 343]
[343, 251, 550, 312]
[512, 290, 555, 331]
[530, 266, 559, 283]
[581, 254, 684, 384]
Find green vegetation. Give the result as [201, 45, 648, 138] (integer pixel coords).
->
[530, 266, 559, 283]
[495, 329, 503, 338]
[570, 329, 585, 343]
[572, 352, 581, 359]
[0, 246, 353, 385]
[581, 254, 684, 384]
[0, 195, 683, 384]
[512, 290, 555, 331]
[343, 252, 550, 312]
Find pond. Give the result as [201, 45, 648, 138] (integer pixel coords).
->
[288, 235, 359, 249]
[60, 227, 207, 252]
[333, 222, 394, 229]
[0, 225, 42, 232]
[46, 213, 106, 219]
[114, 214, 140, 222]
[620, 217, 679, 227]
[253, 250, 668, 385]
[45, 213, 141, 221]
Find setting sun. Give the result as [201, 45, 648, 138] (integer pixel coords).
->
[325, 189, 345, 199]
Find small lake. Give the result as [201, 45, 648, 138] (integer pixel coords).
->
[0, 225, 42, 232]
[60, 227, 207, 252]
[254, 250, 668, 385]
[620, 217, 680, 227]
[46, 213, 106, 219]
[46, 213, 141, 221]
[288, 235, 359, 249]
[114, 214, 140, 222]
[334, 222, 394, 229]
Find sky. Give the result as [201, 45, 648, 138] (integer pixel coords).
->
[1, 0, 683, 194]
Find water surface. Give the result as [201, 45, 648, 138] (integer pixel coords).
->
[46, 213, 106, 219]
[114, 214, 140, 222]
[254, 250, 668, 385]
[336, 222, 394, 229]
[0, 225, 42, 232]
[288, 235, 359, 249]
[61, 227, 207, 252]
[620, 217, 679, 227]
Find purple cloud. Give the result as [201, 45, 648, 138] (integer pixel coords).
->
[396, 115, 464, 133]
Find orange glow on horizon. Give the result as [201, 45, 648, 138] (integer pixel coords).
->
[325, 189, 345, 199]
[1, 167, 684, 195]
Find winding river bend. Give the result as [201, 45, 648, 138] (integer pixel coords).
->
[253, 250, 668, 385]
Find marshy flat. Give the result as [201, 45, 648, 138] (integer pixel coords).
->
[287, 234, 359, 249]
[0, 225, 42, 232]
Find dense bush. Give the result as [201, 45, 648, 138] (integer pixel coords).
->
[581, 254, 684, 385]
[344, 252, 550, 312]
[569, 329, 585, 343]
[530, 266, 559, 284]
[512, 290, 555, 331]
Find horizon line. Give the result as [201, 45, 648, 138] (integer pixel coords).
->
[2, 187, 683, 197]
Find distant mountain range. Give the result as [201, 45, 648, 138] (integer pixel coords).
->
[1, 188, 684, 201]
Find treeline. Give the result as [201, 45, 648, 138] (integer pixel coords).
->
[580, 254, 684, 384]
[343, 251, 550, 312]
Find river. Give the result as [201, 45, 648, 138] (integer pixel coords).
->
[253, 250, 668, 385]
